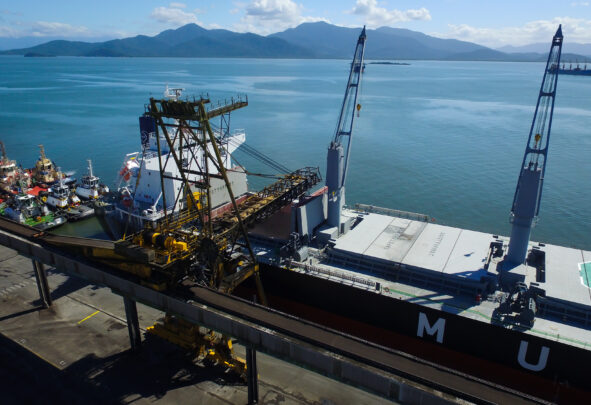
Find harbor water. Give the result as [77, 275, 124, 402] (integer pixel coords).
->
[0, 56, 590, 249]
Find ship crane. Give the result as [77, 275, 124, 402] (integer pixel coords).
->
[326, 27, 366, 234]
[506, 25, 563, 266]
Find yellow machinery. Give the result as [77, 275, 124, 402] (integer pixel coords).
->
[147, 315, 247, 379]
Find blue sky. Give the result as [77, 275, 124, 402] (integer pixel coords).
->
[1, 0, 590, 48]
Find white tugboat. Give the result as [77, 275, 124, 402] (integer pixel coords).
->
[45, 168, 69, 210]
[76, 159, 108, 200]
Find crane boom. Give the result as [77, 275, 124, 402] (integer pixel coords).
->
[326, 27, 367, 232]
[506, 25, 563, 265]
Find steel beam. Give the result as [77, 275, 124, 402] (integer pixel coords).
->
[246, 346, 259, 405]
[32, 259, 52, 308]
[123, 296, 142, 352]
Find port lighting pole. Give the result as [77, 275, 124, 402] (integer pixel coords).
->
[326, 27, 366, 233]
[506, 25, 563, 266]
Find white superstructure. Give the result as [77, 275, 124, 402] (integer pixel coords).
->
[106, 88, 248, 237]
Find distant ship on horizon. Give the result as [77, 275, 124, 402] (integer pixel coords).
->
[550, 61, 591, 76]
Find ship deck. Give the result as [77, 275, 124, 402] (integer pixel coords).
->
[251, 208, 591, 351]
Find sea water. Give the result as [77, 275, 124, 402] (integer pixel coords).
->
[0, 56, 590, 249]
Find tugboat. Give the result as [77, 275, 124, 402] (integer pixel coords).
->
[32, 144, 58, 186]
[0, 193, 65, 230]
[43, 168, 93, 221]
[0, 141, 17, 194]
[45, 169, 69, 210]
[75, 159, 108, 200]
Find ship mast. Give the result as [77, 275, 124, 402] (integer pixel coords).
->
[0, 141, 6, 162]
[326, 26, 366, 234]
[506, 25, 563, 265]
[87, 159, 94, 178]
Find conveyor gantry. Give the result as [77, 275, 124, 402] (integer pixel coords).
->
[119, 167, 321, 293]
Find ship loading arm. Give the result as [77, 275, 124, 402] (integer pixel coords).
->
[325, 27, 366, 235]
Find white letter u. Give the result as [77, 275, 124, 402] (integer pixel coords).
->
[517, 340, 549, 372]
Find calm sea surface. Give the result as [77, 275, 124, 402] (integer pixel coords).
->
[1, 56, 590, 248]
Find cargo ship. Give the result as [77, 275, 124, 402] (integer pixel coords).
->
[236, 26, 590, 402]
[551, 62, 591, 76]
[94, 26, 589, 402]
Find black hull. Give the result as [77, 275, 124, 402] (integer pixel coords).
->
[558, 69, 591, 76]
[233, 265, 591, 403]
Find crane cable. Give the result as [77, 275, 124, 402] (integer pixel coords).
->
[223, 135, 292, 175]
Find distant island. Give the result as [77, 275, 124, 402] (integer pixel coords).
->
[24, 52, 56, 57]
[1, 22, 589, 62]
[369, 61, 410, 65]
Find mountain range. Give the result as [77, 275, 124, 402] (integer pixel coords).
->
[2, 22, 589, 62]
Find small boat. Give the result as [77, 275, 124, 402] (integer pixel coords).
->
[0, 142, 32, 195]
[0, 193, 65, 230]
[0, 141, 18, 193]
[33, 144, 59, 185]
[75, 159, 108, 200]
[45, 169, 69, 210]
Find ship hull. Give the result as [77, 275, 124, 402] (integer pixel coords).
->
[233, 264, 591, 403]
[558, 69, 591, 75]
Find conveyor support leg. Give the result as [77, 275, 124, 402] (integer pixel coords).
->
[32, 259, 52, 308]
[123, 296, 141, 352]
[246, 346, 259, 405]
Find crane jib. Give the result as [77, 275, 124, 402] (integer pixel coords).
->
[325, 26, 367, 232]
[506, 25, 563, 266]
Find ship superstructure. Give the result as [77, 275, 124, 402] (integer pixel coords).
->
[101, 87, 249, 239]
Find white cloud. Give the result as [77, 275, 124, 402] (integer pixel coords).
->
[246, 0, 301, 19]
[169, 2, 186, 8]
[0, 25, 18, 37]
[433, 17, 591, 47]
[350, 0, 431, 27]
[0, 20, 128, 39]
[151, 6, 201, 26]
[235, 0, 327, 34]
[30, 21, 90, 37]
[571, 1, 589, 6]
